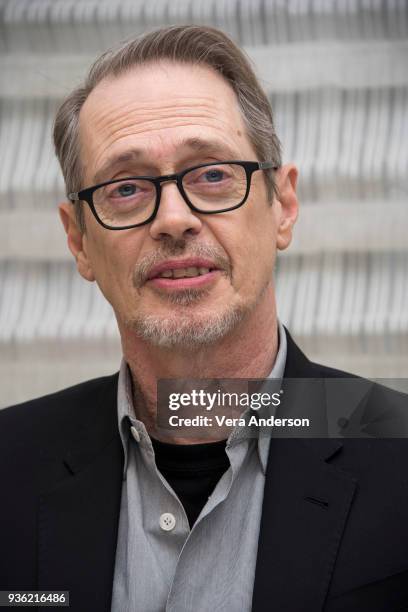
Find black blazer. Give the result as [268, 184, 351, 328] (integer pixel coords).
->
[1, 331, 408, 612]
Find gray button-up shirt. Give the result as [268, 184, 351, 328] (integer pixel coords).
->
[111, 322, 287, 612]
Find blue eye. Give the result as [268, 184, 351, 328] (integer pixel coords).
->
[204, 169, 224, 182]
[117, 183, 137, 197]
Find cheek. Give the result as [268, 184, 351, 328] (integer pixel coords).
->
[243, 236, 276, 292]
[223, 208, 277, 288]
[86, 231, 140, 307]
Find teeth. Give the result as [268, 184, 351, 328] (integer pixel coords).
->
[157, 266, 211, 279]
[159, 269, 173, 278]
[171, 268, 188, 278]
[185, 267, 200, 277]
[172, 268, 190, 278]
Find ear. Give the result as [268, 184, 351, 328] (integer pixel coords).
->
[274, 164, 299, 251]
[59, 202, 95, 282]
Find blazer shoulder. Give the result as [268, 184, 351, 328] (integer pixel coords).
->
[0, 373, 119, 442]
[308, 358, 407, 410]
[284, 327, 359, 380]
[284, 330, 407, 428]
[307, 359, 358, 379]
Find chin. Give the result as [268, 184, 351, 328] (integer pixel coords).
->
[125, 302, 249, 349]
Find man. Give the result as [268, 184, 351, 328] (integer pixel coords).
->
[1, 25, 407, 612]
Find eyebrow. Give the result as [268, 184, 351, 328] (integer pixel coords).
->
[92, 137, 241, 185]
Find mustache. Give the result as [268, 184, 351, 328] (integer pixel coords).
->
[132, 238, 232, 289]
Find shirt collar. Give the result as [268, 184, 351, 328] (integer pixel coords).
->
[259, 318, 287, 471]
[117, 320, 287, 477]
[227, 319, 287, 473]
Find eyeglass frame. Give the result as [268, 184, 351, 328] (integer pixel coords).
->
[68, 160, 279, 231]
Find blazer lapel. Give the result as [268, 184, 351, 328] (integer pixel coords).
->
[37, 375, 123, 612]
[252, 437, 356, 611]
[252, 333, 358, 611]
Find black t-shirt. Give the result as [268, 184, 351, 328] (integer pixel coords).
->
[151, 437, 230, 528]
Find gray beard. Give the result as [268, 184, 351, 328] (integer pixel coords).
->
[127, 296, 247, 349]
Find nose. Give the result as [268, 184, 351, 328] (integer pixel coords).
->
[149, 180, 202, 241]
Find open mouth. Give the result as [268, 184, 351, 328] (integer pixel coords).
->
[147, 260, 222, 289]
[155, 266, 213, 279]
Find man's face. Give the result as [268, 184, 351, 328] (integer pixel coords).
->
[66, 61, 296, 348]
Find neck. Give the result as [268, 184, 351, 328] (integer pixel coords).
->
[119, 287, 278, 441]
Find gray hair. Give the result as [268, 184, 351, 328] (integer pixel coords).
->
[53, 25, 281, 231]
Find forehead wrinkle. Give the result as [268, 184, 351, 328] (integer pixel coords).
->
[81, 102, 237, 164]
[98, 114, 235, 142]
[88, 99, 230, 137]
[92, 133, 244, 184]
[87, 119, 243, 181]
[82, 111, 244, 181]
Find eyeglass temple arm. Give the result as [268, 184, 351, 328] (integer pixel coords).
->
[259, 161, 279, 170]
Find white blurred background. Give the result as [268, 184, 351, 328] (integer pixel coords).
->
[0, 0, 407, 408]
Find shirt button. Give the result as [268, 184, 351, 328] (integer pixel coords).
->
[159, 513, 176, 531]
[130, 426, 140, 442]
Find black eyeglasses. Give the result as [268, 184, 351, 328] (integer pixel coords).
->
[68, 160, 278, 230]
